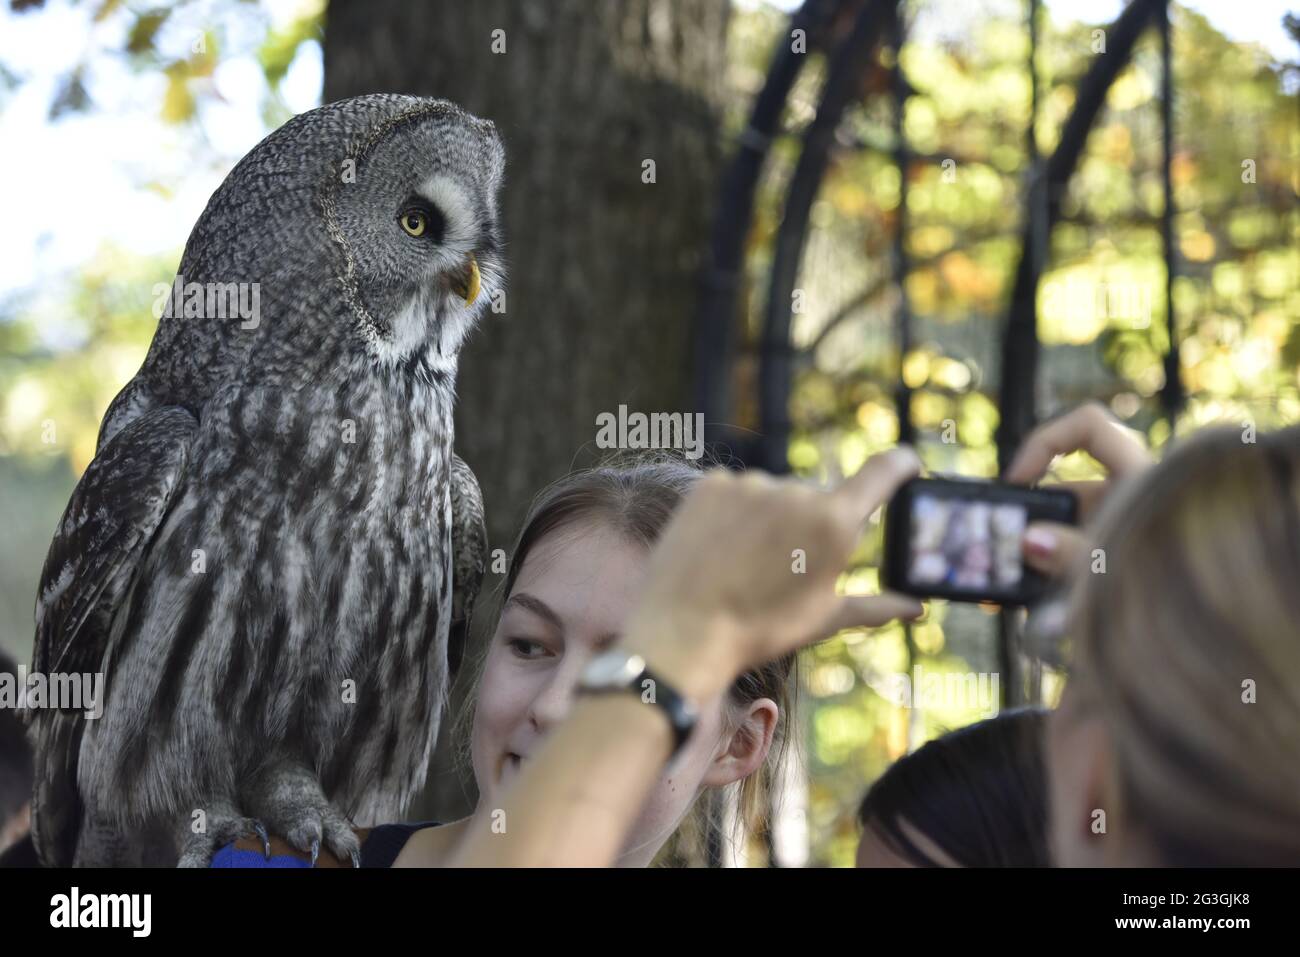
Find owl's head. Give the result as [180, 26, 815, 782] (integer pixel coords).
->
[169, 95, 506, 387]
[321, 96, 507, 371]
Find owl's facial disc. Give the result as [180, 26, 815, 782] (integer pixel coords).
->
[394, 192, 479, 305]
[330, 104, 505, 366]
[399, 174, 490, 307]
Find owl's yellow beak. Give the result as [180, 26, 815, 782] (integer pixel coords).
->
[450, 255, 481, 306]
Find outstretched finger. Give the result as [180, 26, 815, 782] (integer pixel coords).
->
[819, 592, 925, 638]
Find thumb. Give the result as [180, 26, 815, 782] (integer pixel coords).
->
[1022, 521, 1088, 579]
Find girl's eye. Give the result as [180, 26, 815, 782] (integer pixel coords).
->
[400, 211, 427, 237]
[507, 638, 550, 659]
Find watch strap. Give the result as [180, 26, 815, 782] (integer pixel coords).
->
[579, 656, 698, 758]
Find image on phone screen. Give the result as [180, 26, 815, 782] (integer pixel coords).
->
[908, 496, 1028, 592]
[884, 477, 1078, 605]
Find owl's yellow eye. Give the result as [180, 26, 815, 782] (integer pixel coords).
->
[400, 211, 427, 237]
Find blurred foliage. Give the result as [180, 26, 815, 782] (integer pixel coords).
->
[727, 0, 1298, 866]
[0, 246, 174, 470]
[19, 0, 323, 128]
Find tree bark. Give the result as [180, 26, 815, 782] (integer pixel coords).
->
[323, 0, 729, 820]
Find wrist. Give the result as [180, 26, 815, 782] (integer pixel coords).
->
[619, 605, 744, 702]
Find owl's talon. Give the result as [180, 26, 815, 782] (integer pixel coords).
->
[246, 758, 362, 866]
[254, 822, 271, 858]
[172, 803, 260, 867]
[351, 849, 361, 869]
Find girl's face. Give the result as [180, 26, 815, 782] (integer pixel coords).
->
[470, 518, 777, 867]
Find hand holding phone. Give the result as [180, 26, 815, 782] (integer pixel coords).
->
[882, 476, 1078, 606]
[1004, 402, 1153, 579]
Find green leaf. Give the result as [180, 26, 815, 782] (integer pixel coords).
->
[258, 13, 322, 90]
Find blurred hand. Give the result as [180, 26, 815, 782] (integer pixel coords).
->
[1003, 402, 1153, 579]
[622, 448, 925, 697]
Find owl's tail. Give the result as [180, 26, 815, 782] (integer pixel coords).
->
[29, 710, 84, 867]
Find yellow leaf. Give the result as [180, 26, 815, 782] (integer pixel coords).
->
[1180, 230, 1216, 263]
[161, 72, 195, 124]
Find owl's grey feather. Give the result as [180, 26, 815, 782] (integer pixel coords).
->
[28, 94, 505, 866]
[30, 405, 197, 867]
[448, 453, 487, 676]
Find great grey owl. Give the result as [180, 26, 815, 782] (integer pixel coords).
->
[27, 94, 501, 867]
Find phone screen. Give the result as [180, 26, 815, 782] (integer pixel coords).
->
[883, 477, 1078, 605]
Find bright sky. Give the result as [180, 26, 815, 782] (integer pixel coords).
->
[0, 0, 322, 304]
[1048, 0, 1295, 58]
[0, 0, 1294, 307]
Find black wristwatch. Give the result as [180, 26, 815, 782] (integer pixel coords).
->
[577, 649, 699, 759]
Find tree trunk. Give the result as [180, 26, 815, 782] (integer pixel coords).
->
[323, 0, 729, 820]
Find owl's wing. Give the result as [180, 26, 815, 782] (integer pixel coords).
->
[448, 453, 488, 677]
[29, 403, 197, 866]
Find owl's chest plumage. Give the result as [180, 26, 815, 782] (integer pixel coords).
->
[186, 368, 453, 631]
[89, 365, 456, 822]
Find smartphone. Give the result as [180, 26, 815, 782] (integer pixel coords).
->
[882, 476, 1079, 606]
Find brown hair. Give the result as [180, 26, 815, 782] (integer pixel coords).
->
[1064, 423, 1300, 865]
[454, 452, 797, 865]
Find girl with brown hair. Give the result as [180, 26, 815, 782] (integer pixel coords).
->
[394, 454, 801, 866]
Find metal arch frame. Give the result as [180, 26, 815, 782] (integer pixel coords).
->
[690, 0, 1184, 858]
[996, 0, 1173, 473]
[996, 0, 1177, 706]
[691, 0, 844, 462]
[757, 0, 900, 475]
[694, 0, 1182, 475]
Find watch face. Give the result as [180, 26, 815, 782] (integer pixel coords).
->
[584, 650, 645, 689]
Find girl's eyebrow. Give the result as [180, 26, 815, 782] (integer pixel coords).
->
[503, 592, 564, 631]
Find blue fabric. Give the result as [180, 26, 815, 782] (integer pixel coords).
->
[211, 845, 312, 868]
[209, 822, 439, 868]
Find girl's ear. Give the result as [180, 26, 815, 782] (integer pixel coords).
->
[701, 698, 779, 789]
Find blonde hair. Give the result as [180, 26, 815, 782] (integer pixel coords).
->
[1065, 423, 1300, 865]
[453, 453, 797, 865]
